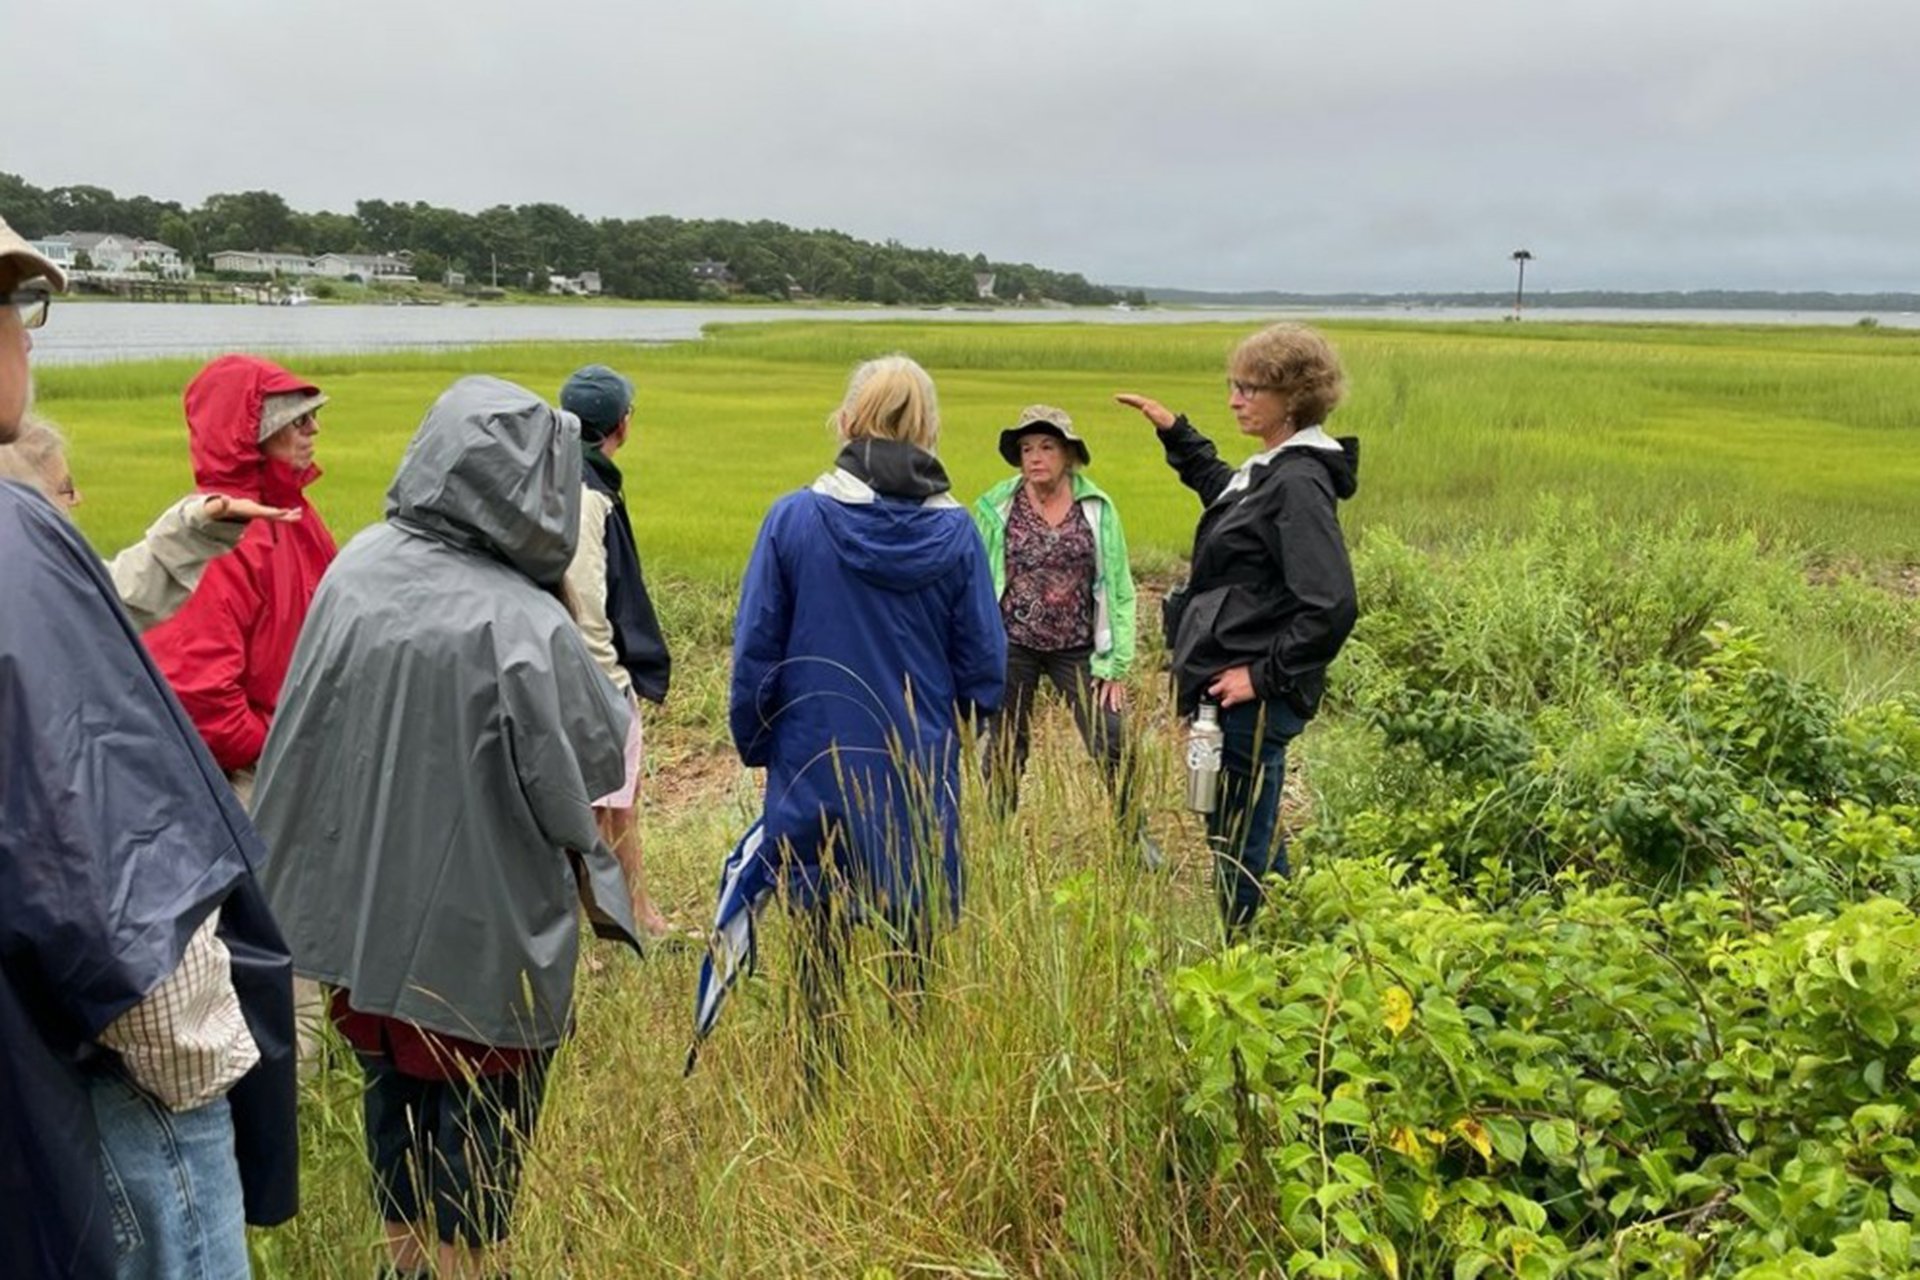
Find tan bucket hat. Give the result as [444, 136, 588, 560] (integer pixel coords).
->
[998, 404, 1091, 467]
[0, 217, 68, 291]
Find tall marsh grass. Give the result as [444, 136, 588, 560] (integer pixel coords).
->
[41, 321, 1920, 574]
[30, 320, 1920, 1273]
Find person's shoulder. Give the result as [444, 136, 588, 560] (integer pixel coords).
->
[1271, 450, 1340, 496]
[763, 487, 822, 527]
[579, 483, 615, 518]
[1071, 472, 1118, 507]
[975, 475, 1020, 510]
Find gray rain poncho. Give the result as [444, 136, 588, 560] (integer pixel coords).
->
[253, 376, 635, 1049]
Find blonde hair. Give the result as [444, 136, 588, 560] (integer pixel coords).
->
[1229, 323, 1347, 426]
[831, 355, 940, 452]
[0, 415, 67, 500]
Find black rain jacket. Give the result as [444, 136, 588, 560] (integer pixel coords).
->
[1159, 416, 1359, 717]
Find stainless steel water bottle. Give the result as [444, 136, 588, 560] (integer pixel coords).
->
[1185, 701, 1223, 814]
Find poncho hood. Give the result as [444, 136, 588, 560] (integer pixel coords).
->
[385, 376, 584, 589]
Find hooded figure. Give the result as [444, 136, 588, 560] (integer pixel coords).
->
[254, 376, 636, 1048]
[144, 354, 337, 778]
[0, 481, 297, 1277]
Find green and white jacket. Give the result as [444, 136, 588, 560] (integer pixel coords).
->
[972, 472, 1137, 681]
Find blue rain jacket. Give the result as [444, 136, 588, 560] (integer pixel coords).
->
[730, 441, 1005, 926]
[0, 480, 296, 1277]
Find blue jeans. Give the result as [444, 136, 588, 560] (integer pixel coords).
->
[89, 1072, 251, 1280]
[1207, 699, 1306, 934]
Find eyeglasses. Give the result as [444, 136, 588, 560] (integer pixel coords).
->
[1227, 378, 1276, 398]
[8, 285, 52, 330]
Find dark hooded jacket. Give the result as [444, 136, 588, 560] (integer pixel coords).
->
[730, 439, 1006, 922]
[253, 378, 634, 1050]
[144, 355, 338, 772]
[0, 481, 297, 1278]
[1160, 416, 1360, 717]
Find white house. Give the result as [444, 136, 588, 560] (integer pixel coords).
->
[60, 231, 191, 278]
[211, 249, 316, 276]
[547, 270, 603, 297]
[313, 252, 416, 282]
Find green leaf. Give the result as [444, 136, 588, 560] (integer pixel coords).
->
[1333, 1209, 1370, 1245]
[1578, 1084, 1621, 1122]
[1452, 1251, 1494, 1280]
[1496, 1189, 1548, 1232]
[1529, 1117, 1579, 1160]
[1323, 1096, 1371, 1127]
[1858, 1004, 1900, 1048]
[1485, 1115, 1528, 1164]
[1891, 1178, 1920, 1216]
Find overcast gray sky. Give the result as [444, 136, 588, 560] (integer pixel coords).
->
[13, 0, 1917, 292]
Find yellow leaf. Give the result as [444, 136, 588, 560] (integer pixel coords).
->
[1382, 985, 1414, 1037]
[1453, 1117, 1493, 1160]
[1388, 1126, 1425, 1159]
[1422, 1185, 1442, 1222]
[1375, 1240, 1401, 1280]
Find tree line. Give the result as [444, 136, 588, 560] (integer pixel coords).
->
[0, 173, 1130, 306]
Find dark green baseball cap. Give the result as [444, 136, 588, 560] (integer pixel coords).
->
[560, 365, 634, 441]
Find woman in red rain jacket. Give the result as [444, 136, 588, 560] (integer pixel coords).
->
[145, 355, 338, 788]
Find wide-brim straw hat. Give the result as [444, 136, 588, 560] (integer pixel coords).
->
[0, 217, 67, 291]
[997, 404, 1090, 467]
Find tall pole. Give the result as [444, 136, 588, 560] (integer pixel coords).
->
[1511, 248, 1533, 319]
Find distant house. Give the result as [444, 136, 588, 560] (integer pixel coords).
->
[444, 268, 467, 289]
[547, 270, 604, 297]
[208, 249, 414, 282]
[690, 259, 732, 285]
[973, 271, 997, 300]
[60, 230, 191, 278]
[313, 252, 416, 283]
[212, 249, 316, 276]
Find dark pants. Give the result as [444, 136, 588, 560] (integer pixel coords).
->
[1208, 699, 1306, 935]
[794, 897, 929, 1093]
[357, 1049, 554, 1247]
[984, 643, 1133, 819]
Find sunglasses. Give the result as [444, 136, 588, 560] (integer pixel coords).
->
[8, 284, 52, 331]
[1226, 378, 1276, 398]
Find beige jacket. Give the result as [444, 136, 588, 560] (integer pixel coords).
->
[563, 484, 635, 701]
[109, 496, 247, 632]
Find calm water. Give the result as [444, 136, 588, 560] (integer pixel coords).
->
[32, 300, 1920, 366]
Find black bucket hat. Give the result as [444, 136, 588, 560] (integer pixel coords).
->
[997, 404, 1090, 467]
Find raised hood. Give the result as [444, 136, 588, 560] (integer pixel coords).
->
[183, 354, 321, 502]
[384, 376, 583, 588]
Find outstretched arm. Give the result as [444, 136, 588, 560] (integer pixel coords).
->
[1115, 393, 1235, 503]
